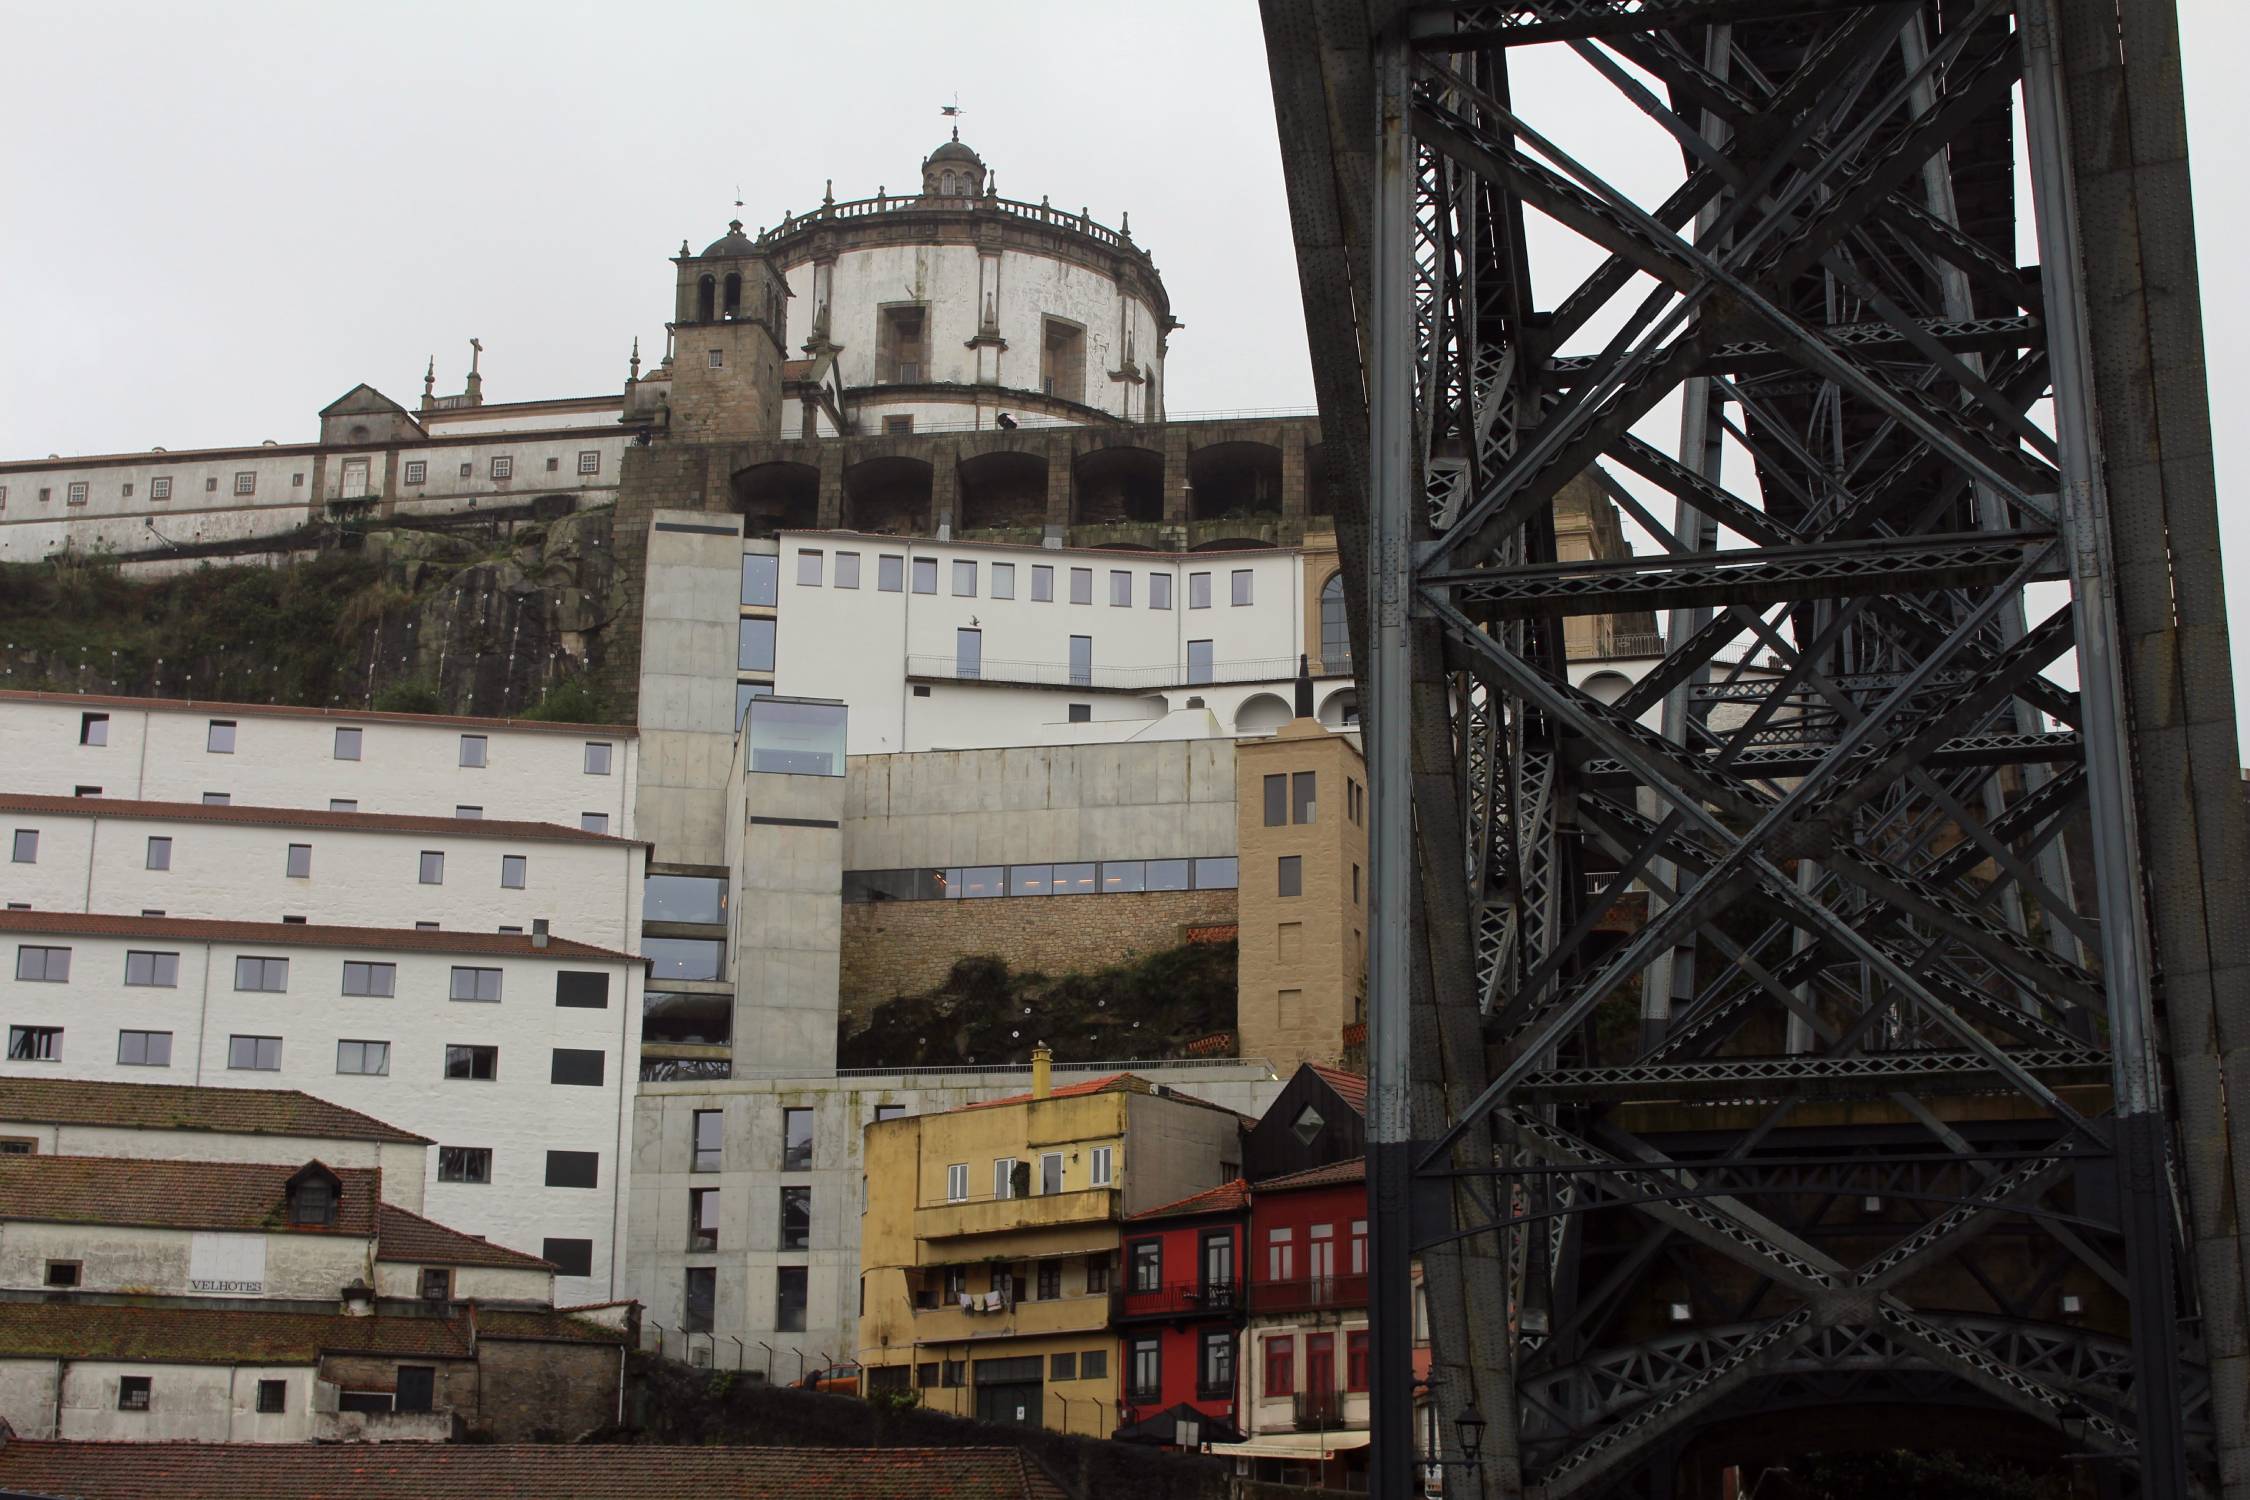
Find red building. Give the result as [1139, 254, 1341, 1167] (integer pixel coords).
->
[1113, 1177, 1249, 1449]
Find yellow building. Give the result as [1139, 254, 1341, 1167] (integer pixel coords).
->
[857, 1050, 1245, 1436]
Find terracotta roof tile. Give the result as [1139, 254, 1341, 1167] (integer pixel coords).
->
[0, 909, 635, 963]
[0, 1301, 471, 1365]
[957, 1072, 1142, 1111]
[475, 1308, 630, 1345]
[0, 1076, 430, 1145]
[0, 1443, 1072, 1499]
[0, 791, 645, 847]
[0, 687, 636, 737]
[377, 1203, 550, 1271]
[0, 1153, 379, 1237]
[1128, 1177, 1250, 1222]
[1252, 1155, 1367, 1193]
[1307, 1063, 1369, 1115]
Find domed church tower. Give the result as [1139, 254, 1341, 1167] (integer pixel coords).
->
[756, 132, 1176, 435]
[665, 220, 790, 442]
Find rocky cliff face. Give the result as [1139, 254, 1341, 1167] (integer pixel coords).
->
[0, 508, 628, 719]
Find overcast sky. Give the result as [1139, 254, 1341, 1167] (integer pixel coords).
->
[4, 1, 2246, 730]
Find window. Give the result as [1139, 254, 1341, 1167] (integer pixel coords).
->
[1187, 639, 1214, 685]
[337, 1040, 390, 1076]
[333, 800, 360, 813]
[1102, 861, 1147, 893]
[580, 812, 609, 834]
[994, 1157, 1021, 1200]
[1279, 856, 1303, 897]
[912, 557, 938, 594]
[10, 945, 67, 984]
[577, 450, 601, 475]
[72, 785, 100, 799]
[689, 1187, 720, 1251]
[444, 1044, 497, 1080]
[419, 851, 445, 885]
[342, 961, 395, 997]
[419, 1267, 452, 1303]
[491, 456, 514, 480]
[202, 718, 237, 754]
[583, 741, 613, 776]
[500, 855, 527, 889]
[151, 476, 172, 500]
[1232, 569, 1254, 606]
[1346, 1329, 1371, 1392]
[227, 954, 286, 992]
[1051, 1351, 1077, 1381]
[457, 734, 487, 768]
[550, 1048, 605, 1086]
[555, 970, 610, 1008]
[1188, 571, 1212, 609]
[991, 561, 1015, 599]
[874, 1103, 908, 1123]
[782, 1107, 813, 1170]
[1269, 1226, 1295, 1280]
[692, 1109, 723, 1171]
[545, 1150, 599, 1188]
[738, 617, 777, 672]
[1051, 862, 1098, 896]
[1082, 1348, 1108, 1380]
[1109, 570, 1132, 607]
[1037, 1261, 1061, 1300]
[797, 549, 824, 586]
[255, 1378, 287, 1414]
[951, 626, 984, 680]
[706, 348, 725, 369]
[1042, 317, 1086, 402]
[878, 554, 904, 592]
[1321, 573, 1351, 671]
[883, 414, 914, 434]
[544, 1238, 594, 1276]
[202, 793, 229, 806]
[396, 1366, 435, 1415]
[741, 553, 779, 606]
[1091, 1146, 1114, 1186]
[1039, 1152, 1064, 1195]
[835, 551, 860, 589]
[439, 1146, 492, 1183]
[117, 1029, 171, 1066]
[116, 950, 180, 991]
[1264, 1335, 1296, 1397]
[1201, 1330, 1236, 1399]
[1069, 635, 1092, 687]
[1146, 573, 1173, 611]
[1070, 566, 1093, 605]
[1068, 703, 1091, 723]
[1350, 778, 1363, 824]
[1263, 774, 1288, 827]
[455, 806, 482, 821]
[1128, 1338, 1162, 1403]
[946, 1163, 969, 1202]
[119, 1376, 152, 1411]
[1087, 1257, 1111, 1294]
[404, 460, 427, 485]
[1293, 771, 1317, 824]
[7, 830, 33, 864]
[450, 967, 502, 1003]
[776, 1265, 809, 1331]
[1353, 864, 1361, 903]
[7, 1027, 61, 1062]
[44, 1260, 79, 1288]
[952, 559, 977, 596]
[66, 481, 88, 506]
[232, 470, 258, 496]
[79, 712, 108, 746]
[780, 1185, 811, 1250]
[1130, 1240, 1162, 1292]
[285, 843, 312, 878]
[228, 1035, 281, 1071]
[1031, 564, 1054, 602]
[878, 305, 929, 384]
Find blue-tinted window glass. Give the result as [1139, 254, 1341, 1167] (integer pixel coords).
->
[1052, 862, 1099, 896]
[1146, 859, 1191, 891]
[644, 875, 726, 925]
[1192, 857, 1239, 890]
[644, 937, 724, 984]
[739, 617, 777, 672]
[741, 554, 778, 607]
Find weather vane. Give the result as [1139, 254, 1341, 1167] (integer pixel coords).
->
[941, 94, 965, 138]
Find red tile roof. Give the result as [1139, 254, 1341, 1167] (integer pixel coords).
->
[377, 1203, 550, 1271]
[958, 1072, 1143, 1111]
[0, 791, 644, 847]
[1252, 1155, 1367, 1193]
[1307, 1063, 1368, 1116]
[0, 1301, 471, 1365]
[0, 909, 635, 963]
[0, 1076, 430, 1145]
[0, 687, 636, 737]
[475, 1308, 630, 1345]
[1128, 1177, 1250, 1222]
[0, 1443, 1073, 1499]
[0, 1153, 379, 1236]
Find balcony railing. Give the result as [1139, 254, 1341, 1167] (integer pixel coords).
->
[1115, 1279, 1243, 1322]
[758, 192, 1144, 255]
[906, 653, 1342, 693]
[1249, 1273, 1369, 1316]
[1293, 1388, 1354, 1432]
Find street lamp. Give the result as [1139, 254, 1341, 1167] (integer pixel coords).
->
[1455, 1406, 1486, 1475]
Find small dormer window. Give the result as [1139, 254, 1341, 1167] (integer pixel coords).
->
[287, 1170, 339, 1228]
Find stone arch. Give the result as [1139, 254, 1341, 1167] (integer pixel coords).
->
[843, 455, 933, 535]
[955, 450, 1048, 533]
[1318, 687, 1359, 729]
[732, 461, 820, 538]
[1580, 669, 1634, 707]
[1187, 441, 1283, 522]
[696, 275, 716, 324]
[1191, 536, 1274, 553]
[1072, 445, 1163, 525]
[722, 272, 742, 318]
[1319, 570, 1351, 675]
[1235, 692, 1293, 736]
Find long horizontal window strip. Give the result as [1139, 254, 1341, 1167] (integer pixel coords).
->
[844, 856, 1237, 904]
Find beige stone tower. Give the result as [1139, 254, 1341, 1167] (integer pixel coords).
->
[665, 222, 790, 443]
[1233, 677, 1369, 1070]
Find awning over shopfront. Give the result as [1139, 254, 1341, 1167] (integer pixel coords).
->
[1209, 1431, 1372, 1459]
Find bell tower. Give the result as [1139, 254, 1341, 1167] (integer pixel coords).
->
[665, 221, 788, 442]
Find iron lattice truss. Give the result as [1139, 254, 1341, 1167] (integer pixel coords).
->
[1263, 1, 2250, 1496]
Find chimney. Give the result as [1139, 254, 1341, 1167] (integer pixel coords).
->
[1293, 654, 1315, 720]
[1031, 1045, 1053, 1100]
[532, 918, 550, 949]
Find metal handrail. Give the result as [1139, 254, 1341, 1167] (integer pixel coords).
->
[759, 193, 1144, 253]
[832, 1056, 1274, 1079]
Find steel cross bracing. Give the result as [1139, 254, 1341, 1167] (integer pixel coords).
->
[1263, 1, 2250, 1496]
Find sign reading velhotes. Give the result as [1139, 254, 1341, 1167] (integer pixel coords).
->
[187, 1232, 267, 1295]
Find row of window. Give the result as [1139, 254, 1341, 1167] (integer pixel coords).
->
[401, 451, 605, 486]
[943, 628, 1252, 689]
[1260, 769, 1365, 829]
[936, 1147, 1114, 1205]
[888, 1347, 1111, 1393]
[9, 946, 610, 1006]
[843, 857, 1237, 905]
[690, 1105, 822, 1173]
[174, 717, 616, 775]
[0, 450, 609, 514]
[682, 1263, 808, 1333]
[4, 1024, 607, 1087]
[746, 550, 1260, 610]
[686, 1183, 812, 1252]
[13, 831, 557, 890]
[1121, 1329, 1370, 1405]
[1125, 1219, 1369, 1291]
